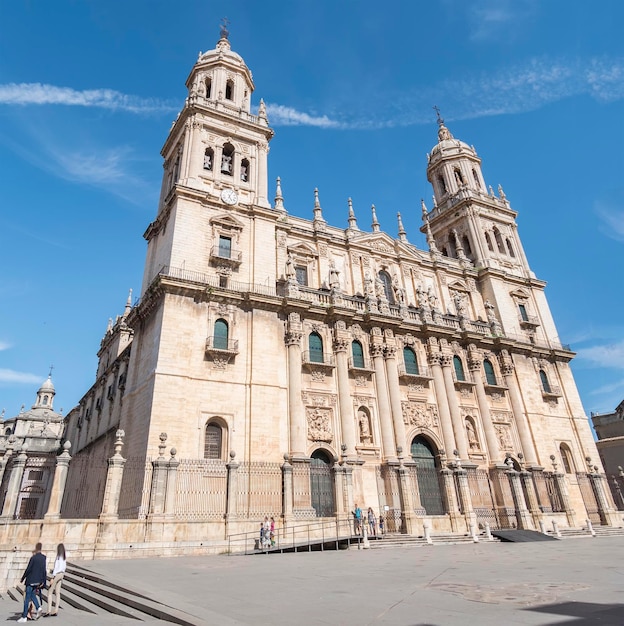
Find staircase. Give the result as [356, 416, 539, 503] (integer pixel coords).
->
[6, 563, 203, 624]
[370, 531, 500, 548]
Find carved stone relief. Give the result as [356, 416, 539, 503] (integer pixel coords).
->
[491, 410, 512, 424]
[494, 424, 513, 451]
[306, 408, 333, 443]
[401, 401, 439, 429]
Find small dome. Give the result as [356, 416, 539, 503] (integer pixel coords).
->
[38, 376, 55, 394]
[430, 123, 472, 156]
[198, 37, 246, 68]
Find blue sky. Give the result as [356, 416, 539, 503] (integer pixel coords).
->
[1, 1, 623, 422]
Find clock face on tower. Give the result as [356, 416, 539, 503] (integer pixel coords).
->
[220, 188, 238, 206]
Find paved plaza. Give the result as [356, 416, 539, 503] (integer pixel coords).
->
[2, 537, 623, 625]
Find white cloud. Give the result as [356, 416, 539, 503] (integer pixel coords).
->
[0, 83, 177, 114]
[468, 0, 537, 43]
[595, 202, 624, 243]
[0, 342, 10, 351]
[264, 104, 340, 128]
[577, 341, 624, 369]
[0, 369, 41, 384]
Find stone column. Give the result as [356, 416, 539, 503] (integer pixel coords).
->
[334, 333, 357, 459]
[370, 333, 396, 461]
[281, 456, 293, 525]
[507, 468, 533, 529]
[440, 354, 469, 459]
[440, 463, 462, 532]
[384, 345, 408, 457]
[589, 471, 620, 526]
[1, 445, 27, 519]
[397, 455, 416, 534]
[164, 447, 179, 517]
[333, 464, 346, 518]
[99, 429, 127, 520]
[344, 464, 354, 522]
[0, 440, 15, 486]
[553, 472, 577, 527]
[225, 450, 239, 521]
[467, 349, 501, 463]
[501, 358, 538, 466]
[44, 441, 72, 520]
[454, 460, 476, 529]
[148, 433, 169, 517]
[286, 314, 306, 459]
[427, 352, 456, 458]
[256, 142, 269, 208]
[520, 470, 542, 527]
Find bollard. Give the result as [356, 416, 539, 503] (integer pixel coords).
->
[586, 519, 596, 537]
[484, 522, 493, 541]
[469, 523, 479, 543]
[423, 523, 433, 545]
[552, 521, 561, 538]
[539, 520, 546, 534]
[362, 525, 370, 549]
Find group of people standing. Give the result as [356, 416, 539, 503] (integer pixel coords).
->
[352, 504, 385, 537]
[259, 516, 276, 549]
[18, 543, 66, 621]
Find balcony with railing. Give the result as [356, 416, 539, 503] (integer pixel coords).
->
[482, 376, 508, 393]
[347, 357, 375, 373]
[541, 384, 562, 399]
[210, 245, 242, 267]
[205, 336, 239, 356]
[452, 370, 476, 389]
[301, 351, 335, 372]
[519, 314, 540, 328]
[397, 364, 433, 385]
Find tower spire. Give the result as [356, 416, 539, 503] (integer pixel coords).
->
[313, 188, 326, 231]
[274, 176, 286, 213]
[347, 198, 359, 230]
[397, 212, 407, 243]
[421, 199, 439, 254]
[124, 289, 133, 318]
[371, 204, 380, 233]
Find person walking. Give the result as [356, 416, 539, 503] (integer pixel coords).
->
[45, 543, 66, 617]
[18, 542, 46, 623]
[367, 507, 376, 536]
[352, 504, 362, 535]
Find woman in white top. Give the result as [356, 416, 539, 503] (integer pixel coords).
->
[45, 543, 66, 617]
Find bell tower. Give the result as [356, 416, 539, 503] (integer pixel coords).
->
[142, 24, 275, 294]
[422, 113, 532, 277]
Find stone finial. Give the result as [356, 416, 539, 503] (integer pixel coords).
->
[107, 318, 113, 333]
[124, 289, 133, 317]
[274, 176, 285, 212]
[550, 454, 558, 472]
[170, 447, 177, 459]
[113, 429, 125, 457]
[312, 188, 325, 226]
[498, 184, 506, 200]
[371, 205, 380, 233]
[397, 212, 407, 243]
[158, 433, 168, 458]
[229, 450, 236, 460]
[421, 199, 428, 219]
[347, 197, 359, 230]
[258, 98, 267, 120]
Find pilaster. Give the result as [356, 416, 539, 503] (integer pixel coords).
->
[44, 441, 72, 520]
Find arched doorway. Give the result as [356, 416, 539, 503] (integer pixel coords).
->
[411, 436, 445, 515]
[310, 449, 335, 517]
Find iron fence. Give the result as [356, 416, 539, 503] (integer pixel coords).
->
[60, 454, 108, 519]
[173, 458, 227, 520]
[118, 458, 153, 519]
[236, 461, 283, 519]
[466, 468, 499, 529]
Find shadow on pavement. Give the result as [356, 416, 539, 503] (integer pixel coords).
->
[525, 600, 624, 625]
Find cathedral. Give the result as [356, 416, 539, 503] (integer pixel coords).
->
[59, 26, 619, 537]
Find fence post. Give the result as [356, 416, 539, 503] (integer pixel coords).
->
[1, 444, 27, 519]
[553, 472, 577, 527]
[164, 447, 179, 517]
[520, 469, 543, 528]
[589, 471, 620, 526]
[99, 429, 126, 520]
[453, 460, 477, 533]
[44, 441, 72, 520]
[507, 468, 533, 530]
[148, 433, 169, 518]
[225, 450, 239, 523]
[396, 452, 415, 534]
[281, 455, 293, 530]
[440, 464, 461, 532]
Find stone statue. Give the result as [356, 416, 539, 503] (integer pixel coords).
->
[427, 286, 438, 310]
[329, 261, 340, 290]
[285, 252, 295, 280]
[416, 284, 427, 309]
[393, 274, 406, 304]
[364, 273, 375, 296]
[453, 291, 467, 317]
[358, 410, 371, 443]
[466, 420, 478, 449]
[375, 276, 385, 299]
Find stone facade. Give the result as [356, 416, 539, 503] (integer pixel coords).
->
[59, 31, 617, 536]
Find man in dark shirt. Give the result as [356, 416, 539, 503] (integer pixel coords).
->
[18, 542, 46, 622]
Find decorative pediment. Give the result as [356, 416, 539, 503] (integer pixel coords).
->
[350, 233, 397, 255]
[449, 279, 469, 293]
[209, 213, 244, 231]
[509, 288, 529, 300]
[288, 242, 317, 258]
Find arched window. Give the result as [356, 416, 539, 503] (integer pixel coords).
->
[240, 158, 250, 182]
[539, 369, 551, 394]
[462, 235, 472, 256]
[483, 359, 497, 385]
[403, 347, 419, 375]
[485, 232, 494, 252]
[214, 318, 229, 350]
[493, 227, 505, 253]
[309, 332, 324, 363]
[506, 238, 515, 257]
[203, 147, 214, 171]
[351, 341, 364, 368]
[453, 355, 466, 381]
[438, 175, 447, 195]
[204, 422, 223, 459]
[472, 169, 481, 189]
[378, 271, 395, 304]
[42, 395, 49, 406]
[221, 143, 234, 175]
[454, 168, 464, 185]
[205, 77, 212, 99]
[559, 443, 574, 474]
[225, 79, 234, 100]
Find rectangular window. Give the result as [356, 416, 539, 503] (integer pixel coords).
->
[518, 304, 528, 321]
[219, 275, 228, 288]
[218, 236, 232, 259]
[295, 265, 308, 286]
